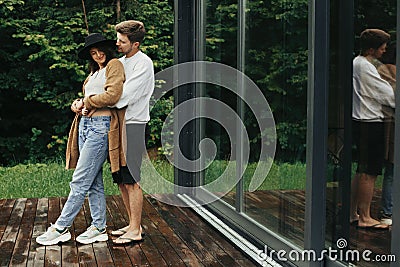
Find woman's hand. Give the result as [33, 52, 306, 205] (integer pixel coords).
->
[71, 99, 84, 113]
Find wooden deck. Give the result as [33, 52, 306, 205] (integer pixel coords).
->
[0, 189, 392, 267]
[0, 195, 256, 267]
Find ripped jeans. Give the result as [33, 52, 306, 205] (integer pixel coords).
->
[56, 116, 110, 229]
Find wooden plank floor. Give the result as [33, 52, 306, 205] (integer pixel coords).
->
[1, 190, 391, 267]
[0, 195, 256, 267]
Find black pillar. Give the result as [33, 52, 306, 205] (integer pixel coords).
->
[174, 0, 197, 194]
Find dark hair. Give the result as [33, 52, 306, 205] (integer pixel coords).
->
[87, 44, 116, 73]
[381, 41, 396, 65]
[359, 29, 390, 54]
[115, 20, 146, 44]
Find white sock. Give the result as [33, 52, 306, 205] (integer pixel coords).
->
[54, 223, 65, 231]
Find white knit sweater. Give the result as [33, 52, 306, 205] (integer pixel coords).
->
[115, 51, 155, 124]
[352, 55, 395, 122]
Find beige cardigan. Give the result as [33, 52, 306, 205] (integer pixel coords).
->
[65, 58, 127, 173]
[377, 63, 396, 164]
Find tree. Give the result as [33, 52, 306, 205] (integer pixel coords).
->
[0, 0, 396, 165]
[0, 0, 174, 165]
[203, 0, 308, 161]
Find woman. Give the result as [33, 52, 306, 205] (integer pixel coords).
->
[374, 42, 396, 226]
[36, 33, 126, 245]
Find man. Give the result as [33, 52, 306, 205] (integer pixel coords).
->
[350, 29, 394, 230]
[111, 20, 155, 244]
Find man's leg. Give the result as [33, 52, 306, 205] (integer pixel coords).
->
[113, 123, 145, 243]
[119, 183, 131, 221]
[114, 183, 143, 243]
[357, 173, 375, 222]
[357, 173, 387, 228]
[350, 173, 360, 222]
[112, 167, 145, 237]
[125, 183, 143, 237]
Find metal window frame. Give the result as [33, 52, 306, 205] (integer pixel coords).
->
[391, 1, 400, 265]
[304, 0, 329, 265]
[173, 0, 197, 194]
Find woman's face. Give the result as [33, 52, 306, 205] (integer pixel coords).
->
[89, 47, 106, 67]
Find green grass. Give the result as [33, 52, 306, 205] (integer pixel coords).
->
[0, 162, 119, 199]
[0, 159, 177, 199]
[0, 160, 384, 199]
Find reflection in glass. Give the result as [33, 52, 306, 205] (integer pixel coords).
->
[201, 0, 238, 206]
[242, 0, 308, 248]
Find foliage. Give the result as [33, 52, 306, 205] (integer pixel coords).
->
[0, 0, 398, 166]
[147, 95, 174, 149]
[354, 0, 396, 35]
[120, 0, 174, 71]
[203, 0, 396, 162]
[0, 0, 174, 166]
[204, 0, 309, 161]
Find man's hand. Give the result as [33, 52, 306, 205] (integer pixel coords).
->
[82, 107, 97, 117]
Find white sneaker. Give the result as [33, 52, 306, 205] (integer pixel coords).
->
[76, 225, 108, 244]
[380, 213, 392, 226]
[381, 218, 392, 226]
[36, 224, 71, 246]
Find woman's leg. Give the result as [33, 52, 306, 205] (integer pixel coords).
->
[56, 117, 109, 228]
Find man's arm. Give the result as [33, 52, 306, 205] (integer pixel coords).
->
[84, 59, 125, 110]
[115, 60, 154, 109]
[362, 64, 395, 108]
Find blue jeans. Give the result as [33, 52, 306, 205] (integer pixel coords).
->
[56, 116, 110, 229]
[382, 162, 393, 216]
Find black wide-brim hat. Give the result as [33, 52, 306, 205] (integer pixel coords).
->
[78, 33, 116, 60]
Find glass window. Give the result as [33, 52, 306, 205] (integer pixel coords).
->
[188, 0, 397, 265]
[197, 0, 307, 249]
[242, 0, 308, 248]
[326, 1, 396, 266]
[199, 0, 239, 206]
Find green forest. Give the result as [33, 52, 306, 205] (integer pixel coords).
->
[0, 0, 397, 166]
